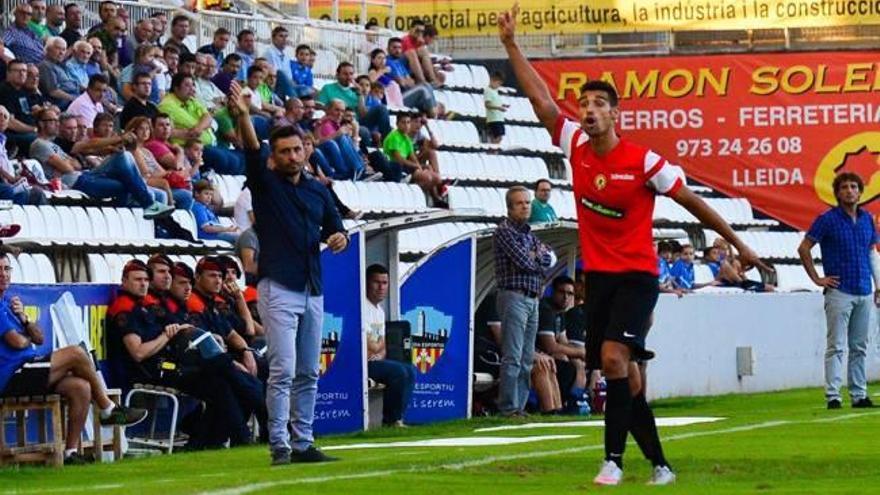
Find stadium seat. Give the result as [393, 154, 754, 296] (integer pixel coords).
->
[31, 254, 56, 284]
[87, 253, 111, 284]
[16, 254, 39, 284]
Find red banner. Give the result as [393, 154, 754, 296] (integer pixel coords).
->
[533, 52, 880, 231]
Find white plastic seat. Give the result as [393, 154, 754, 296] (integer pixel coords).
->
[87, 253, 111, 283]
[6, 254, 21, 279]
[101, 207, 127, 246]
[31, 254, 56, 283]
[16, 254, 38, 283]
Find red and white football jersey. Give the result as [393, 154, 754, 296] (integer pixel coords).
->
[553, 116, 685, 275]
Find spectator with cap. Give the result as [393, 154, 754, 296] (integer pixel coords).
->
[60, 3, 83, 48]
[1, 252, 147, 466]
[29, 106, 174, 218]
[529, 179, 558, 224]
[107, 258, 253, 450]
[363, 264, 416, 427]
[197, 27, 230, 67]
[4, 4, 44, 64]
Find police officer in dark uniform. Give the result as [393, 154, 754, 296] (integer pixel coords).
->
[106, 259, 252, 449]
[185, 258, 268, 440]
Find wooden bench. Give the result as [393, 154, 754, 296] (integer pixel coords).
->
[0, 395, 64, 467]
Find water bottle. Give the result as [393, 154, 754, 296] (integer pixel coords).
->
[576, 393, 591, 416]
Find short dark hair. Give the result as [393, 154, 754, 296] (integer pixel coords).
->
[657, 240, 673, 254]
[370, 48, 385, 60]
[7, 60, 27, 71]
[336, 61, 353, 73]
[365, 19, 379, 29]
[214, 27, 230, 37]
[179, 53, 197, 66]
[87, 73, 108, 89]
[580, 80, 619, 107]
[92, 112, 114, 128]
[193, 179, 212, 194]
[223, 53, 242, 65]
[170, 73, 193, 91]
[133, 71, 152, 84]
[151, 112, 170, 125]
[99, 0, 117, 10]
[269, 125, 303, 151]
[490, 71, 504, 81]
[832, 172, 864, 195]
[366, 264, 388, 279]
[534, 178, 551, 190]
[163, 44, 180, 56]
[295, 43, 311, 54]
[388, 37, 402, 45]
[237, 29, 253, 42]
[271, 26, 288, 37]
[355, 74, 370, 85]
[171, 14, 189, 27]
[552, 276, 575, 292]
[247, 65, 264, 78]
[410, 19, 425, 28]
[63, 3, 78, 14]
[424, 24, 438, 37]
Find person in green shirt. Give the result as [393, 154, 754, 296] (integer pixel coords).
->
[529, 179, 559, 224]
[27, 0, 50, 40]
[158, 74, 245, 174]
[319, 62, 391, 145]
[383, 113, 445, 206]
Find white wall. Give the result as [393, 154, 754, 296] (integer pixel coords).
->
[646, 293, 880, 400]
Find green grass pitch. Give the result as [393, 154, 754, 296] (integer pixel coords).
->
[3, 385, 879, 494]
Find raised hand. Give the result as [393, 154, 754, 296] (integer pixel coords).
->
[227, 81, 249, 116]
[498, 3, 520, 46]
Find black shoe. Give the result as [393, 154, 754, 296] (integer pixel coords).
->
[64, 452, 91, 466]
[827, 398, 842, 409]
[852, 397, 874, 408]
[290, 446, 338, 463]
[100, 405, 148, 427]
[271, 448, 291, 466]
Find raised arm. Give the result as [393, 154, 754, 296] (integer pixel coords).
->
[228, 82, 260, 152]
[497, 3, 559, 134]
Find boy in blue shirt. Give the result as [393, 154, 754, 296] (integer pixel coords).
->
[289, 44, 315, 98]
[192, 179, 240, 243]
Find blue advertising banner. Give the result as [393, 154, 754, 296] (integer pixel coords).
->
[401, 236, 474, 424]
[314, 232, 366, 435]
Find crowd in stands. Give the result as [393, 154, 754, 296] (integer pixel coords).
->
[0, 0, 461, 245]
[657, 238, 775, 293]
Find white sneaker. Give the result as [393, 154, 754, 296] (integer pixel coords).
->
[593, 460, 623, 486]
[648, 465, 676, 485]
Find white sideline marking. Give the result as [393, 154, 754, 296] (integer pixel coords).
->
[200, 420, 788, 495]
[323, 434, 582, 450]
[474, 416, 724, 433]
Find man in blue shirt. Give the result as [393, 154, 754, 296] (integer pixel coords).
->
[0, 252, 147, 464]
[229, 82, 347, 465]
[798, 172, 880, 409]
[261, 26, 295, 99]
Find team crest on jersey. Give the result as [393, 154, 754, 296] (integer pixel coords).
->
[403, 306, 451, 374]
[320, 313, 342, 376]
[594, 174, 607, 190]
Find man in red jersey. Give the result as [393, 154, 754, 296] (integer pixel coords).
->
[497, 3, 771, 486]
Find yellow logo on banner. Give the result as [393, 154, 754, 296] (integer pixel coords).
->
[310, 0, 880, 37]
[814, 132, 880, 207]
